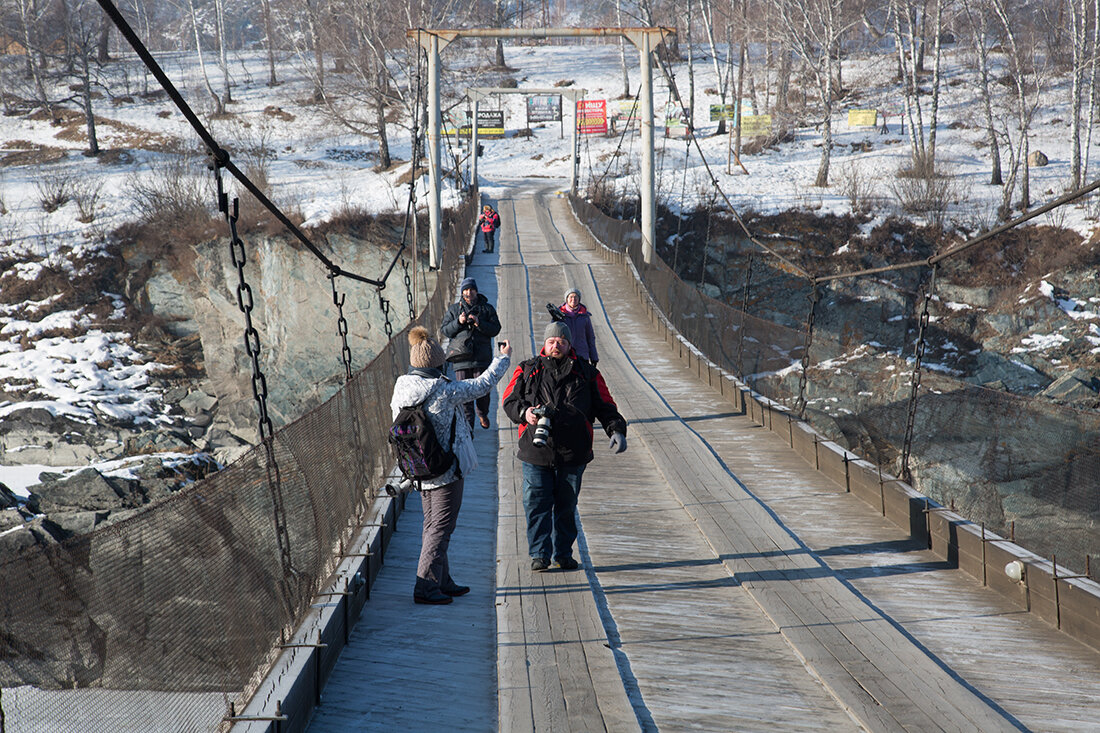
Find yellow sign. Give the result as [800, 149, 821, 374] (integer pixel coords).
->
[848, 109, 878, 127]
[740, 114, 772, 137]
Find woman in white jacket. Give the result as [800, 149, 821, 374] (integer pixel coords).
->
[390, 326, 511, 604]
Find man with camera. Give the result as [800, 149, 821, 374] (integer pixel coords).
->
[442, 277, 502, 429]
[502, 320, 627, 572]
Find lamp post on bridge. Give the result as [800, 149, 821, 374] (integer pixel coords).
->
[409, 26, 674, 269]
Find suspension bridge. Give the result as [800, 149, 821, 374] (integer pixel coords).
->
[302, 186, 1100, 733]
[3, 8, 1100, 732]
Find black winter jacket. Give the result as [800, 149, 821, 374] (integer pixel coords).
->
[502, 350, 626, 467]
[440, 294, 501, 370]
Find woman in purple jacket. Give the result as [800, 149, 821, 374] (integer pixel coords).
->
[558, 287, 598, 366]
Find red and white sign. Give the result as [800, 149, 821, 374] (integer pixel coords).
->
[576, 100, 608, 135]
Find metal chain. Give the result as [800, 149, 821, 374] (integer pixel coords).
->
[736, 247, 755, 381]
[216, 169, 275, 443]
[329, 271, 353, 382]
[378, 287, 394, 339]
[402, 258, 415, 321]
[213, 162, 295, 596]
[795, 284, 820, 419]
[900, 264, 938, 483]
[263, 433, 298, 611]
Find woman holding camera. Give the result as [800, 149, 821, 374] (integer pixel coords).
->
[502, 320, 626, 572]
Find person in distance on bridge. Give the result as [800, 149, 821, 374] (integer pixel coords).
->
[502, 320, 627, 572]
[556, 287, 599, 367]
[391, 327, 512, 605]
[478, 204, 500, 253]
[442, 277, 502, 430]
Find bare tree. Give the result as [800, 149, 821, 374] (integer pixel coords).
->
[213, 0, 232, 105]
[1069, 0, 1089, 188]
[1084, 0, 1099, 182]
[960, 0, 1003, 185]
[698, 0, 731, 131]
[617, 0, 631, 97]
[776, 0, 858, 186]
[891, 0, 945, 174]
[15, 0, 53, 116]
[184, 0, 224, 114]
[260, 0, 277, 85]
[989, 0, 1044, 214]
[305, 0, 327, 101]
[60, 0, 102, 155]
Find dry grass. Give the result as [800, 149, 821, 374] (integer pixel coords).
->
[1, 140, 68, 167]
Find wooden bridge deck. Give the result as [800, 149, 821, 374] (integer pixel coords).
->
[308, 185, 1100, 733]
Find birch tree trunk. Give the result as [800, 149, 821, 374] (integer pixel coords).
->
[962, 0, 1002, 185]
[1070, 0, 1087, 188]
[214, 0, 233, 105]
[18, 0, 52, 116]
[187, 0, 223, 115]
[1085, 0, 1099, 182]
[927, 0, 943, 168]
[617, 0, 631, 97]
[261, 0, 277, 85]
[305, 0, 326, 101]
[700, 0, 727, 133]
[990, 0, 1038, 213]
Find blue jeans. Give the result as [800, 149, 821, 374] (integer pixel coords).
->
[521, 462, 586, 561]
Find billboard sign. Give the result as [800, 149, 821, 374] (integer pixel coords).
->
[576, 100, 608, 135]
[527, 95, 562, 123]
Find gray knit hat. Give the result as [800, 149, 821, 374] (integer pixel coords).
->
[409, 326, 445, 369]
[564, 287, 581, 301]
[543, 320, 572, 343]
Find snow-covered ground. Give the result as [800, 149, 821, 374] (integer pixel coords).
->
[1, 38, 1097, 493]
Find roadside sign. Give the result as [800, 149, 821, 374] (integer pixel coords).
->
[576, 100, 608, 134]
[710, 104, 736, 121]
[848, 109, 878, 128]
[526, 95, 562, 123]
[741, 114, 772, 137]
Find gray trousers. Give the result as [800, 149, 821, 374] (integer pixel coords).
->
[415, 477, 464, 595]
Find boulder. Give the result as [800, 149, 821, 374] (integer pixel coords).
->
[50, 510, 111, 537]
[1042, 367, 1098, 404]
[30, 468, 140, 514]
[1, 482, 20, 510]
[1027, 150, 1049, 167]
[0, 508, 25, 532]
[179, 390, 218, 416]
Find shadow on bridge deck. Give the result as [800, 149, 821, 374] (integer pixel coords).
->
[306, 184, 1100, 733]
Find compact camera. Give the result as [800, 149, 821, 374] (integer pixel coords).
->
[530, 406, 552, 447]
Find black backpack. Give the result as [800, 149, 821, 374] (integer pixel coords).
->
[389, 386, 457, 481]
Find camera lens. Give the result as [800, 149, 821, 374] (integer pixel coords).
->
[532, 417, 550, 447]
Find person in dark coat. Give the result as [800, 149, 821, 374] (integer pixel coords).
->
[441, 277, 502, 429]
[558, 286, 599, 365]
[502, 320, 627, 572]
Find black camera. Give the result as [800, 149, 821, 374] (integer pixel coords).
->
[546, 303, 565, 322]
[530, 406, 552, 447]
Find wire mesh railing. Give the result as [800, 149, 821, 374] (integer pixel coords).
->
[570, 194, 1099, 581]
[0, 199, 475, 733]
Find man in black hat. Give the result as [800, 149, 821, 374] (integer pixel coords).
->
[502, 320, 627, 572]
[441, 277, 502, 429]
